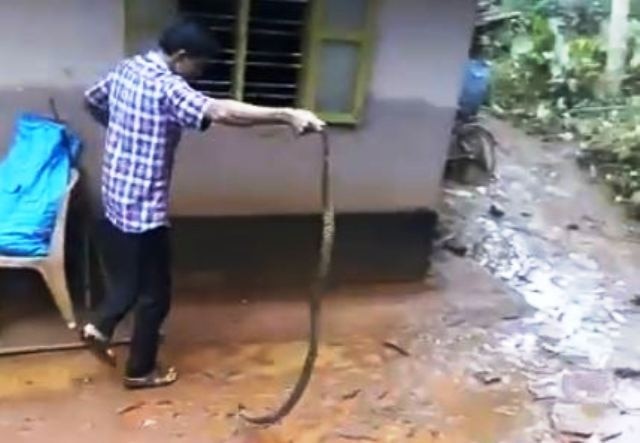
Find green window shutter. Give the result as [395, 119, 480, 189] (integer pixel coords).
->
[232, 0, 251, 101]
[299, 0, 378, 125]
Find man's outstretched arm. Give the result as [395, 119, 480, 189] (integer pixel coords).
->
[206, 100, 326, 134]
[166, 77, 326, 134]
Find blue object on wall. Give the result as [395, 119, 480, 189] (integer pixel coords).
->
[458, 58, 491, 118]
[0, 114, 80, 256]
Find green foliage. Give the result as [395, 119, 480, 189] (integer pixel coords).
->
[487, 7, 640, 217]
[557, 37, 606, 105]
[576, 110, 640, 206]
[500, 0, 608, 34]
[490, 14, 556, 120]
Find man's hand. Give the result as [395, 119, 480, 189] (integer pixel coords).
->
[206, 100, 326, 133]
[284, 108, 326, 135]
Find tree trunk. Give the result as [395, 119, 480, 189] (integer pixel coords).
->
[605, 0, 630, 95]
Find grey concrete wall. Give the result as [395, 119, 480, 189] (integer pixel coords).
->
[125, 0, 177, 55]
[0, 0, 475, 216]
[0, 0, 123, 87]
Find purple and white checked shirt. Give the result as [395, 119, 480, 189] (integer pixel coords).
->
[85, 51, 211, 233]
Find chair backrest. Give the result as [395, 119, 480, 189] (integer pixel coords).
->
[48, 169, 79, 260]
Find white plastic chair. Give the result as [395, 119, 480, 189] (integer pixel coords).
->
[0, 170, 79, 329]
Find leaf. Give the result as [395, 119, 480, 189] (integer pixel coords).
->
[511, 35, 535, 57]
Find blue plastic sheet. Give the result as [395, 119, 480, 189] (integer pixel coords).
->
[0, 114, 80, 256]
[458, 59, 491, 118]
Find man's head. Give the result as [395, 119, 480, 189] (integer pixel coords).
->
[159, 19, 220, 79]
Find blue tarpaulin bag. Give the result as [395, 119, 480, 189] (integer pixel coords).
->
[458, 58, 491, 118]
[0, 114, 81, 256]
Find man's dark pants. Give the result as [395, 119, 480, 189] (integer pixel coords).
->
[94, 221, 171, 378]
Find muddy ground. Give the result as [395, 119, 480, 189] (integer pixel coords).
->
[1, 120, 639, 443]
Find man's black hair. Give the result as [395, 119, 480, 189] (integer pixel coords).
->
[159, 19, 220, 58]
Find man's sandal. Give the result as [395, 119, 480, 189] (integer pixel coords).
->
[80, 324, 117, 367]
[123, 366, 178, 390]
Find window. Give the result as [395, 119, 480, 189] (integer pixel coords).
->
[300, 0, 377, 124]
[179, 0, 377, 124]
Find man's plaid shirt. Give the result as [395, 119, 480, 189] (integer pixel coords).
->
[85, 51, 210, 233]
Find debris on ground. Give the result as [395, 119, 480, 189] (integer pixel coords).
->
[489, 203, 506, 218]
[341, 389, 362, 401]
[443, 312, 466, 327]
[156, 400, 174, 407]
[116, 402, 146, 415]
[225, 370, 245, 382]
[444, 189, 475, 199]
[71, 376, 94, 386]
[615, 368, 640, 380]
[141, 419, 157, 429]
[201, 370, 216, 380]
[473, 370, 502, 385]
[382, 341, 411, 357]
[494, 405, 519, 416]
[442, 236, 469, 257]
[334, 423, 378, 441]
[367, 386, 389, 401]
[528, 374, 563, 401]
[551, 403, 621, 441]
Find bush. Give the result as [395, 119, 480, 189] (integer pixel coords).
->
[488, 9, 640, 216]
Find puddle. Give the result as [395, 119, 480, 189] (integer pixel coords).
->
[0, 354, 98, 399]
[443, 120, 640, 441]
[444, 139, 640, 373]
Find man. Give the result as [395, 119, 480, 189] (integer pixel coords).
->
[82, 20, 325, 389]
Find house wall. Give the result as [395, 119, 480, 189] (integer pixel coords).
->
[0, 0, 475, 216]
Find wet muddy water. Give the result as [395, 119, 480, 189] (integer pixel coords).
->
[2, 120, 640, 442]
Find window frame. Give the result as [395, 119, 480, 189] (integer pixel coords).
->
[298, 0, 378, 125]
[132, 0, 379, 125]
[232, 0, 251, 101]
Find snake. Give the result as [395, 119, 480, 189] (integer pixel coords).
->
[239, 130, 335, 425]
